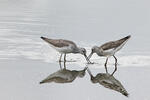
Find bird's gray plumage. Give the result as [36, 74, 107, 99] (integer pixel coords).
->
[88, 35, 131, 75]
[100, 35, 131, 50]
[41, 36, 92, 63]
[87, 68, 129, 97]
[41, 37, 77, 48]
[40, 67, 87, 84]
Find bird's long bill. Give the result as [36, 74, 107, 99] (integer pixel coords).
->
[83, 67, 88, 71]
[88, 52, 93, 60]
[84, 54, 92, 64]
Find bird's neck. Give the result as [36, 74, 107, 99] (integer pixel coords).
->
[71, 71, 79, 76]
[76, 47, 82, 54]
[91, 76, 98, 83]
[96, 48, 104, 56]
[72, 47, 80, 54]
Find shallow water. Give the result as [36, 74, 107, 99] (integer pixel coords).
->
[1, 59, 150, 100]
[0, 0, 150, 100]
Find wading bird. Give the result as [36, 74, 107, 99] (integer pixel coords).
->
[88, 35, 131, 74]
[41, 36, 92, 63]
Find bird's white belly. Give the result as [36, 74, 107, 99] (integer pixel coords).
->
[99, 49, 115, 57]
[49, 44, 73, 54]
[57, 47, 73, 53]
[103, 51, 115, 56]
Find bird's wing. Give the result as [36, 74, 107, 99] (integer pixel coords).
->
[59, 39, 77, 47]
[41, 37, 77, 47]
[100, 35, 131, 50]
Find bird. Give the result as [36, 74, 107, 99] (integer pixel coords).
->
[88, 35, 131, 75]
[41, 36, 92, 64]
[39, 67, 87, 84]
[87, 68, 129, 97]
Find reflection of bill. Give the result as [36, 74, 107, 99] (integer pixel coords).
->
[87, 68, 129, 97]
[40, 67, 87, 84]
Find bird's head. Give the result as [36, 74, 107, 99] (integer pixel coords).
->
[78, 67, 88, 78]
[79, 48, 92, 64]
[79, 48, 86, 55]
[88, 46, 99, 59]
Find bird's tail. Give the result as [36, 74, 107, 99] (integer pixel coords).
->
[121, 89, 129, 97]
[119, 35, 131, 41]
[39, 79, 48, 84]
[39, 81, 45, 84]
[39, 77, 53, 84]
[41, 36, 46, 40]
[40, 36, 53, 43]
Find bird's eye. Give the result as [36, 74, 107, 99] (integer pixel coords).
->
[92, 49, 94, 52]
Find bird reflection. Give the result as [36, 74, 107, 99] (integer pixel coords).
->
[87, 68, 129, 97]
[40, 62, 87, 84]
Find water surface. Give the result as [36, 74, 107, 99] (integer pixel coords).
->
[0, 0, 150, 100]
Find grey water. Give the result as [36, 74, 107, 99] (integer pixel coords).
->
[0, 0, 150, 100]
[0, 0, 150, 58]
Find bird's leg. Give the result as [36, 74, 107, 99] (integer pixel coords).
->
[111, 55, 118, 75]
[59, 61, 62, 69]
[59, 54, 63, 62]
[64, 60, 66, 69]
[64, 54, 66, 62]
[104, 57, 108, 73]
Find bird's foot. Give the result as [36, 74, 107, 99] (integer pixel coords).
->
[58, 60, 77, 62]
[87, 62, 94, 64]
